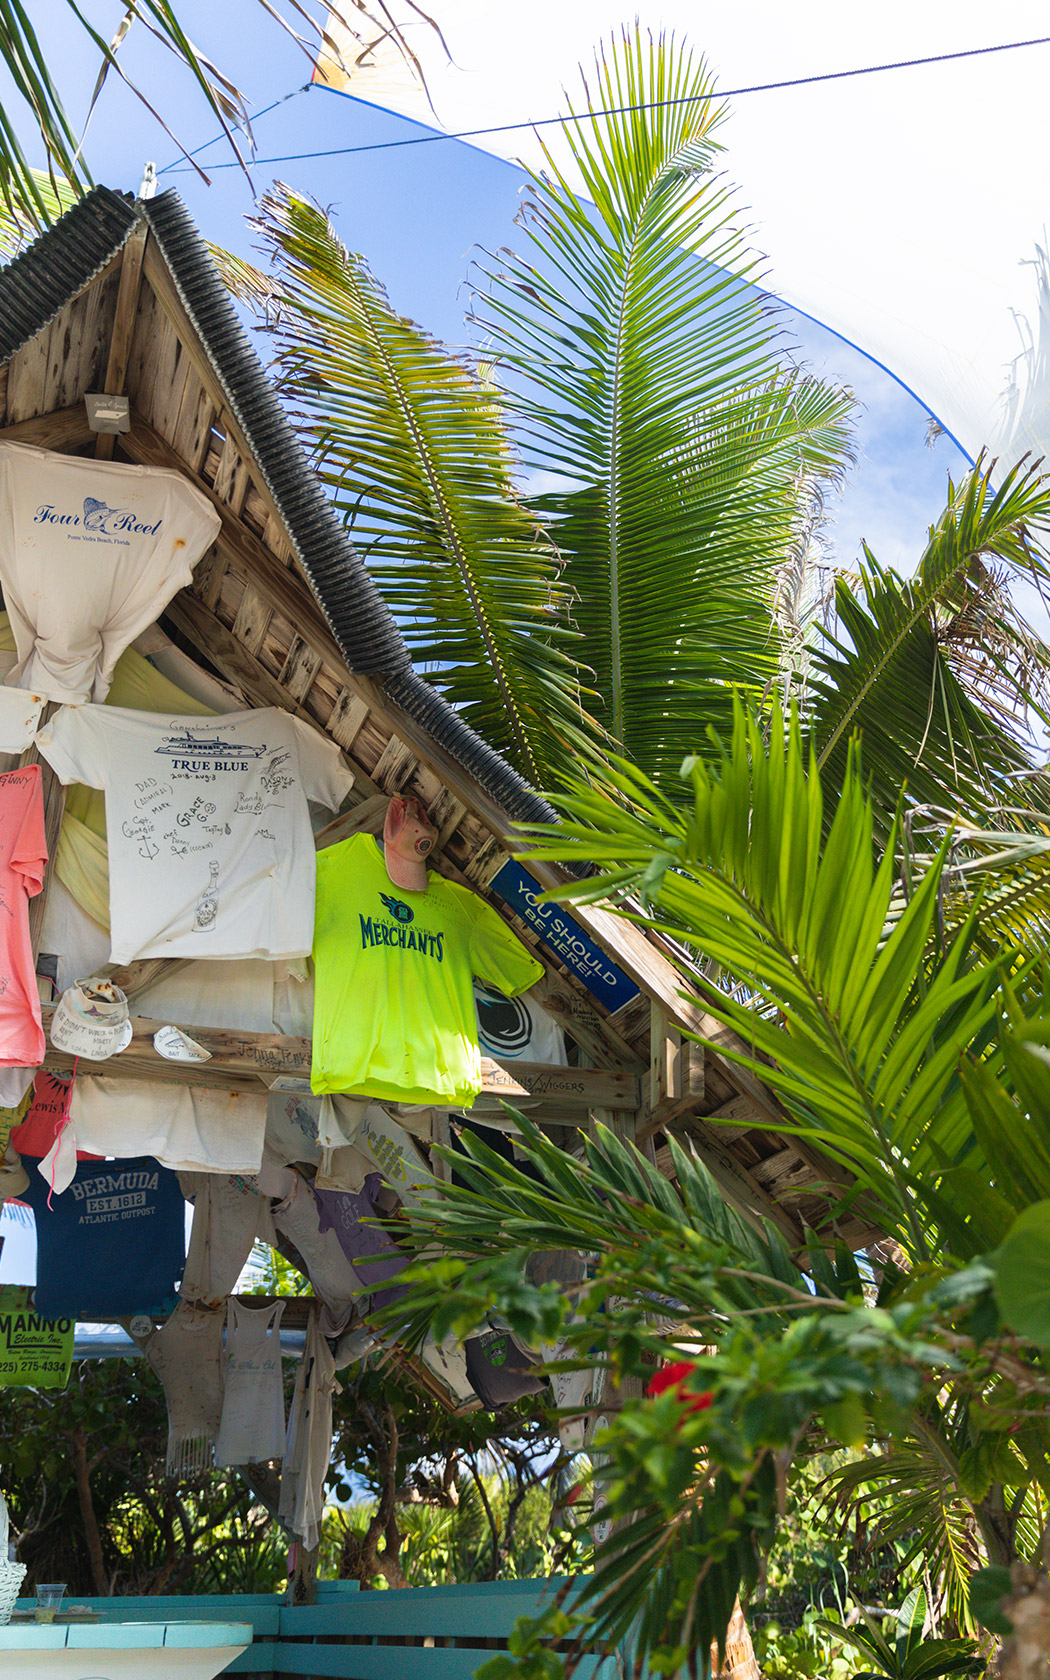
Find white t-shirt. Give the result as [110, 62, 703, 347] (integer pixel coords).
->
[0, 686, 45, 752]
[70, 1075, 268, 1175]
[38, 705, 354, 962]
[0, 442, 222, 703]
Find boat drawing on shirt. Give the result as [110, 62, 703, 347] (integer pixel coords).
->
[154, 733, 266, 759]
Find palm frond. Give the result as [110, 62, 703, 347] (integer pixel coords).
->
[825, 1445, 984, 1631]
[810, 457, 1050, 828]
[520, 701, 1020, 1259]
[477, 26, 856, 783]
[252, 186, 598, 787]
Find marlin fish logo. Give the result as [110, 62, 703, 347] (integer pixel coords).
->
[380, 892, 414, 925]
[83, 495, 124, 532]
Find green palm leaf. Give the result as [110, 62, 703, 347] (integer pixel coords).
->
[478, 26, 855, 783]
[810, 457, 1050, 827]
[521, 701, 1020, 1258]
[253, 186, 598, 786]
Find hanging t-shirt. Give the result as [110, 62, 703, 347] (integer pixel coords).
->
[0, 687, 45, 754]
[11, 1070, 102, 1162]
[473, 980, 566, 1065]
[0, 441, 222, 703]
[311, 1176, 408, 1315]
[214, 1299, 286, 1468]
[311, 834, 544, 1105]
[0, 766, 47, 1068]
[23, 1154, 185, 1320]
[70, 1076, 267, 1176]
[37, 706, 354, 963]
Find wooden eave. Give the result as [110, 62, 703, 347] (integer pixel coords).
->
[0, 190, 878, 1253]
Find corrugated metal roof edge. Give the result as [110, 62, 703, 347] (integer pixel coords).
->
[0, 186, 560, 833]
[0, 187, 138, 364]
[138, 190, 560, 831]
[139, 189, 410, 682]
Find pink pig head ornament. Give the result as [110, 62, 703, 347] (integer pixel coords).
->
[382, 795, 437, 891]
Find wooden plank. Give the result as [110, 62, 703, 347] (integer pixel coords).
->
[371, 734, 418, 793]
[141, 244, 288, 535]
[5, 320, 57, 424]
[314, 794, 389, 851]
[231, 585, 273, 657]
[172, 375, 219, 476]
[637, 1043, 706, 1143]
[481, 1060, 639, 1109]
[120, 415, 346, 668]
[0, 404, 94, 450]
[649, 1000, 680, 1111]
[325, 689, 370, 754]
[698, 1093, 761, 1142]
[39, 1007, 631, 1108]
[41, 1009, 312, 1089]
[55, 266, 121, 410]
[210, 430, 253, 514]
[279, 636, 322, 702]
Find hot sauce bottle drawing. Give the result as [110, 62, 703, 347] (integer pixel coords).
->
[194, 859, 220, 932]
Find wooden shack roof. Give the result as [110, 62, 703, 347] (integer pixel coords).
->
[0, 187, 874, 1253]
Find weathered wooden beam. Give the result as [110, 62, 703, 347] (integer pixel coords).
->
[0, 404, 94, 450]
[39, 1008, 637, 1108]
[649, 1001, 680, 1111]
[481, 1060, 638, 1111]
[96, 221, 148, 462]
[41, 1009, 311, 1090]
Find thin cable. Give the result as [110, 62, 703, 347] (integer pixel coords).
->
[162, 32, 1050, 172]
[156, 83, 313, 175]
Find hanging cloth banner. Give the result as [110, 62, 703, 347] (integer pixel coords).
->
[489, 861, 638, 1010]
[0, 1284, 73, 1389]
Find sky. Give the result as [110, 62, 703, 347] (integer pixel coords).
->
[10, 5, 968, 575]
[0, 6, 993, 1284]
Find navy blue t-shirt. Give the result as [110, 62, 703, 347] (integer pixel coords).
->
[23, 1155, 185, 1320]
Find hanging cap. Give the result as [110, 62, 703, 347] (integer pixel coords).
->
[50, 977, 133, 1061]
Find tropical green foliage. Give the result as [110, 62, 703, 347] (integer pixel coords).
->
[385, 713, 1050, 1676]
[253, 185, 596, 786]
[809, 460, 1050, 833]
[815, 1587, 985, 1680]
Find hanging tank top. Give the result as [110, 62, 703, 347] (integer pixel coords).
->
[214, 1298, 286, 1467]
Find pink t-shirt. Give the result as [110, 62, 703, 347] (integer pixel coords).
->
[0, 765, 46, 1066]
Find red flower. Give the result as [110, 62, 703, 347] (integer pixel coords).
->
[646, 1360, 713, 1413]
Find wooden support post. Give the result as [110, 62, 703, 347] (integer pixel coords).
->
[649, 1001, 681, 1113]
[96, 222, 147, 462]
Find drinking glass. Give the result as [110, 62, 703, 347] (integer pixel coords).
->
[34, 1583, 66, 1623]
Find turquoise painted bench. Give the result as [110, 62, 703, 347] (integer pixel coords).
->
[14, 1578, 635, 1680]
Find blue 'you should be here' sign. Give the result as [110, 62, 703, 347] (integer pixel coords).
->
[491, 860, 639, 1011]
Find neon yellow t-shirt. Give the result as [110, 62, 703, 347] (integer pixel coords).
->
[311, 832, 544, 1105]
